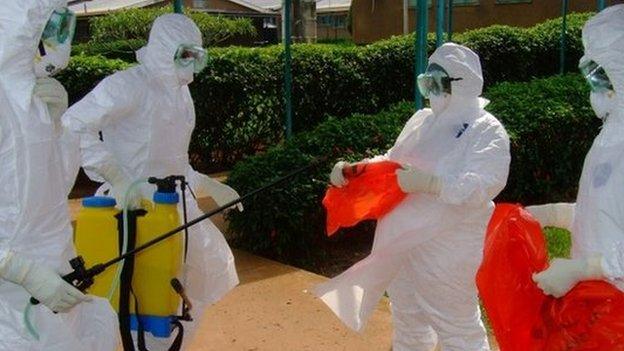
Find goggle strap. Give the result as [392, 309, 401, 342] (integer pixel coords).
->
[38, 40, 46, 57]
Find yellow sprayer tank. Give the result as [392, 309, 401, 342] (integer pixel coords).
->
[132, 191, 183, 337]
[74, 192, 183, 338]
[74, 196, 120, 309]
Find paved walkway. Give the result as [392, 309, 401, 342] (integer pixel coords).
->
[69, 199, 393, 351]
[188, 250, 394, 351]
[70, 196, 498, 351]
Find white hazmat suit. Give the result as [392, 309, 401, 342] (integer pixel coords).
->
[62, 13, 239, 349]
[317, 43, 510, 351]
[529, 5, 624, 298]
[0, 1, 118, 350]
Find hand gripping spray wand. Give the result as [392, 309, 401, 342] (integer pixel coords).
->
[31, 156, 327, 305]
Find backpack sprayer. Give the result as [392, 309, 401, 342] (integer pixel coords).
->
[29, 157, 326, 349]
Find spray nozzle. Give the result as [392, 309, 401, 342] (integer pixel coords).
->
[148, 176, 186, 193]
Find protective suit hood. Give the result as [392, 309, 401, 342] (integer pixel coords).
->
[137, 13, 202, 88]
[429, 43, 484, 97]
[316, 44, 510, 349]
[428, 43, 486, 117]
[580, 4, 624, 117]
[0, 0, 65, 112]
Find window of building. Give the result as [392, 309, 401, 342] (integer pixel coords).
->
[333, 15, 347, 29]
[452, 0, 479, 5]
[318, 15, 347, 29]
[409, 0, 478, 7]
[496, 0, 531, 3]
[263, 17, 277, 29]
[318, 15, 333, 27]
[408, 0, 433, 7]
[192, 0, 208, 8]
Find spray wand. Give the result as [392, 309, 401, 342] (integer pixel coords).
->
[31, 156, 327, 305]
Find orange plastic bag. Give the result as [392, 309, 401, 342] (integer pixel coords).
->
[477, 204, 549, 351]
[323, 161, 407, 236]
[477, 204, 624, 351]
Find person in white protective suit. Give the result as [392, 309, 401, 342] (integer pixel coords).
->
[318, 43, 510, 351]
[62, 13, 240, 349]
[527, 5, 624, 298]
[0, 1, 119, 350]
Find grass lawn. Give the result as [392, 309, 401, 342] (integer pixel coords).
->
[544, 227, 572, 259]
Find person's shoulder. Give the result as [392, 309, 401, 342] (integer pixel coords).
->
[402, 108, 433, 130]
[475, 111, 507, 134]
[416, 108, 433, 118]
[96, 66, 143, 95]
[103, 66, 140, 83]
[410, 108, 434, 123]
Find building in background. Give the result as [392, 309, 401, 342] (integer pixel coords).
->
[317, 0, 351, 41]
[187, 0, 352, 42]
[70, 0, 352, 44]
[350, 0, 613, 44]
[69, 0, 169, 41]
[185, 0, 281, 44]
[69, 0, 167, 15]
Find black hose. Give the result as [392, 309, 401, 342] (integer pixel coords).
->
[97, 156, 327, 272]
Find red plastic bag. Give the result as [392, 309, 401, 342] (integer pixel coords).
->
[541, 281, 624, 351]
[322, 161, 407, 236]
[477, 204, 624, 351]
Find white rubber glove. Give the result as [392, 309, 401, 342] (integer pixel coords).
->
[34, 77, 68, 135]
[396, 166, 442, 194]
[533, 256, 606, 298]
[193, 172, 243, 212]
[330, 161, 348, 188]
[0, 251, 91, 313]
[101, 165, 141, 210]
[525, 203, 575, 230]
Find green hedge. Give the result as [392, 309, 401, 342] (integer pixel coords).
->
[488, 75, 599, 204]
[57, 55, 131, 104]
[88, 8, 257, 45]
[64, 13, 593, 171]
[226, 103, 412, 262]
[225, 74, 600, 267]
[72, 39, 145, 62]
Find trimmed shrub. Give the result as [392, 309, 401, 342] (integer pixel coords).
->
[72, 39, 145, 62]
[67, 13, 593, 171]
[226, 102, 413, 262]
[190, 46, 283, 168]
[528, 13, 591, 77]
[225, 74, 600, 267]
[89, 7, 257, 45]
[488, 74, 599, 204]
[453, 26, 533, 85]
[57, 55, 131, 104]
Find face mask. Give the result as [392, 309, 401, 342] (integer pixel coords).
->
[34, 7, 76, 78]
[176, 64, 195, 86]
[429, 93, 451, 115]
[34, 40, 71, 77]
[590, 90, 617, 120]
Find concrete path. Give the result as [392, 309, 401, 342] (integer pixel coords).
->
[188, 250, 394, 351]
[69, 196, 498, 351]
[69, 199, 393, 351]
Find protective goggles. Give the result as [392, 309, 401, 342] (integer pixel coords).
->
[580, 60, 614, 93]
[417, 63, 462, 98]
[41, 7, 76, 48]
[174, 44, 208, 74]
